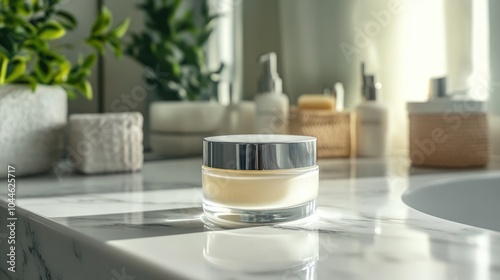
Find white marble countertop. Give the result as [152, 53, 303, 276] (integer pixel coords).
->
[1, 157, 500, 280]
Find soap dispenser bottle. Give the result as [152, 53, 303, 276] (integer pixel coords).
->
[255, 52, 289, 134]
[355, 63, 388, 157]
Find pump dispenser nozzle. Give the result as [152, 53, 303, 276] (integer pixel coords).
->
[361, 62, 378, 101]
[429, 77, 447, 99]
[258, 52, 283, 93]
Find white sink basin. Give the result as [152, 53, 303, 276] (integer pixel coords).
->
[403, 174, 500, 232]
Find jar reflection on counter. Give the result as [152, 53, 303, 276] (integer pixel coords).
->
[203, 228, 319, 279]
[202, 135, 319, 226]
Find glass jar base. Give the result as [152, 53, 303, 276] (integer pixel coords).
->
[202, 200, 316, 227]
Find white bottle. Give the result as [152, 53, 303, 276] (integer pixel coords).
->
[356, 64, 388, 157]
[255, 53, 289, 134]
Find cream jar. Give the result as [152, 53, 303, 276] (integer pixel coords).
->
[202, 135, 319, 225]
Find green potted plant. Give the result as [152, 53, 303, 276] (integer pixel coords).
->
[126, 0, 226, 157]
[0, 0, 129, 177]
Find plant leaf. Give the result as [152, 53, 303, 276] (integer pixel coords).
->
[34, 59, 52, 83]
[15, 1, 31, 15]
[197, 27, 213, 46]
[38, 21, 66, 40]
[125, 0, 220, 101]
[175, 17, 195, 33]
[82, 54, 97, 69]
[5, 56, 26, 83]
[55, 10, 77, 30]
[53, 60, 71, 83]
[86, 39, 105, 55]
[18, 75, 38, 91]
[92, 6, 112, 35]
[31, 0, 40, 10]
[171, 0, 182, 13]
[108, 37, 122, 57]
[212, 63, 224, 75]
[205, 14, 219, 25]
[111, 18, 130, 38]
[201, 0, 209, 18]
[40, 49, 65, 63]
[7, 12, 37, 34]
[64, 87, 78, 100]
[0, 28, 25, 58]
[76, 80, 93, 99]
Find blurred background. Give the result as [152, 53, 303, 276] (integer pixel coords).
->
[59, 0, 499, 156]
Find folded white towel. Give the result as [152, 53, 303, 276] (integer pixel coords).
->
[69, 113, 143, 174]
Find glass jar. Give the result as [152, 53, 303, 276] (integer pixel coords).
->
[202, 135, 319, 226]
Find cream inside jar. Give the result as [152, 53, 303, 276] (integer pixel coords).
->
[202, 134, 318, 225]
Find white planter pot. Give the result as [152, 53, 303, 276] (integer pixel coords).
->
[150, 102, 226, 157]
[0, 85, 67, 177]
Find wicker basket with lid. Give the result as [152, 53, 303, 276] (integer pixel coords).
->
[407, 100, 489, 168]
[288, 107, 351, 158]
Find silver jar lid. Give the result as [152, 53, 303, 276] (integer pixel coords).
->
[203, 135, 317, 170]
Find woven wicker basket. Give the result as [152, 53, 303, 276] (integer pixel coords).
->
[289, 107, 351, 158]
[408, 113, 489, 168]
